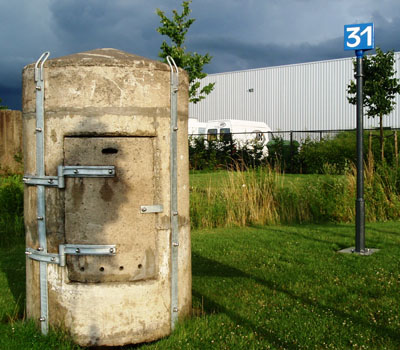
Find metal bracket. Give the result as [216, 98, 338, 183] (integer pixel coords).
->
[23, 165, 115, 188]
[140, 205, 163, 214]
[26, 244, 116, 267]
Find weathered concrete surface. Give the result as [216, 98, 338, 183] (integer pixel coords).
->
[0, 110, 23, 174]
[23, 48, 191, 346]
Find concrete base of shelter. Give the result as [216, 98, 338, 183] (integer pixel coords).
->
[338, 247, 379, 256]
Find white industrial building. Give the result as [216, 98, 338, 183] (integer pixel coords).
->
[189, 52, 400, 132]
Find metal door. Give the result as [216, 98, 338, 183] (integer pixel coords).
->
[64, 137, 158, 283]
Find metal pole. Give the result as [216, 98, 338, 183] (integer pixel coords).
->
[166, 56, 179, 330]
[34, 51, 50, 335]
[355, 50, 365, 253]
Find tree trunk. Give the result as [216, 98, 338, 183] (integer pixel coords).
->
[380, 113, 384, 162]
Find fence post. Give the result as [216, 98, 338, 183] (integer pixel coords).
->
[289, 131, 294, 173]
[395, 131, 398, 165]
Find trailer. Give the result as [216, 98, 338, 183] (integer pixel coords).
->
[189, 118, 271, 144]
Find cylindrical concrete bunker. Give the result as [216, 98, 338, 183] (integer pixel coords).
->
[22, 48, 191, 346]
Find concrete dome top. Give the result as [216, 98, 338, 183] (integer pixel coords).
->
[26, 48, 169, 71]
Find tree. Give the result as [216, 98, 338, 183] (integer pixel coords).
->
[156, 0, 215, 103]
[0, 98, 7, 110]
[347, 47, 400, 161]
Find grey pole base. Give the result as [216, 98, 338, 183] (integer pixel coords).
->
[338, 247, 379, 256]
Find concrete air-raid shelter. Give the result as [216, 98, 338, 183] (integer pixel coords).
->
[22, 48, 191, 346]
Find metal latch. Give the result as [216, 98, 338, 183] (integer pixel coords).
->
[26, 244, 116, 267]
[23, 165, 115, 188]
[140, 205, 163, 213]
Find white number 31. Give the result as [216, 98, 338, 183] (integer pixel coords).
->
[346, 26, 373, 48]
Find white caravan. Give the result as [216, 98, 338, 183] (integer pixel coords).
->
[188, 118, 272, 145]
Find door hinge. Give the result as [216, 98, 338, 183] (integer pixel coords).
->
[26, 244, 117, 267]
[23, 165, 115, 188]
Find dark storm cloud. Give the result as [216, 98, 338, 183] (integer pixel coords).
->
[48, 0, 162, 57]
[2, 0, 400, 110]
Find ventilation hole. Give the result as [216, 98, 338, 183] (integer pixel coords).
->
[99, 267, 105, 272]
[138, 264, 143, 269]
[102, 147, 118, 154]
[119, 266, 124, 271]
[80, 267, 85, 272]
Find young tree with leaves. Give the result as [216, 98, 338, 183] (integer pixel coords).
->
[347, 47, 400, 161]
[156, 0, 214, 103]
[0, 98, 7, 110]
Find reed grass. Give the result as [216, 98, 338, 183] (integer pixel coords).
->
[190, 162, 400, 229]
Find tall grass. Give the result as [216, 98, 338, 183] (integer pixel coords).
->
[190, 162, 400, 229]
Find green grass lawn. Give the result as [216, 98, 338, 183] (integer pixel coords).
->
[1, 222, 400, 349]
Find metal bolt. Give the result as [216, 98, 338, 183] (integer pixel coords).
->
[48, 179, 54, 184]
[39, 316, 46, 322]
[141, 207, 147, 213]
[37, 247, 44, 251]
[35, 128, 42, 132]
[173, 307, 178, 312]
[109, 248, 115, 254]
[73, 169, 79, 174]
[50, 257, 56, 262]
[37, 216, 44, 220]
[174, 88, 178, 93]
[173, 242, 179, 247]
[75, 248, 80, 254]
[173, 211, 178, 216]
[173, 126, 178, 131]
[36, 86, 42, 91]
[25, 251, 32, 256]
[108, 169, 113, 174]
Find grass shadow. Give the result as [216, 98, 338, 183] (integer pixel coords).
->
[192, 251, 400, 347]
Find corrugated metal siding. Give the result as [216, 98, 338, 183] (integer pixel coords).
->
[189, 52, 400, 131]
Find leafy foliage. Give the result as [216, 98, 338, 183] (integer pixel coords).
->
[0, 175, 24, 247]
[0, 98, 8, 110]
[189, 136, 266, 170]
[156, 0, 215, 103]
[299, 130, 400, 174]
[347, 48, 400, 160]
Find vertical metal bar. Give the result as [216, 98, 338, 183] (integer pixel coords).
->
[355, 50, 365, 253]
[166, 56, 179, 330]
[34, 51, 50, 335]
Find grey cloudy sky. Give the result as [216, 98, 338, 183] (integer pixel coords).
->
[2, 0, 400, 109]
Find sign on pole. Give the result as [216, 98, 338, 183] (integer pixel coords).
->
[339, 22, 378, 256]
[344, 23, 374, 51]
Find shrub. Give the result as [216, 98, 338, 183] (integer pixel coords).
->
[189, 137, 267, 170]
[299, 130, 400, 174]
[267, 137, 300, 173]
[0, 175, 24, 247]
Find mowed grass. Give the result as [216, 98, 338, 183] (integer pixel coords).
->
[1, 221, 400, 349]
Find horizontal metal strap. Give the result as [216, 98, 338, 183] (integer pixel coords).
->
[60, 166, 115, 178]
[141, 205, 164, 213]
[23, 165, 116, 188]
[59, 244, 116, 267]
[25, 248, 60, 264]
[23, 176, 59, 187]
[26, 244, 116, 267]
